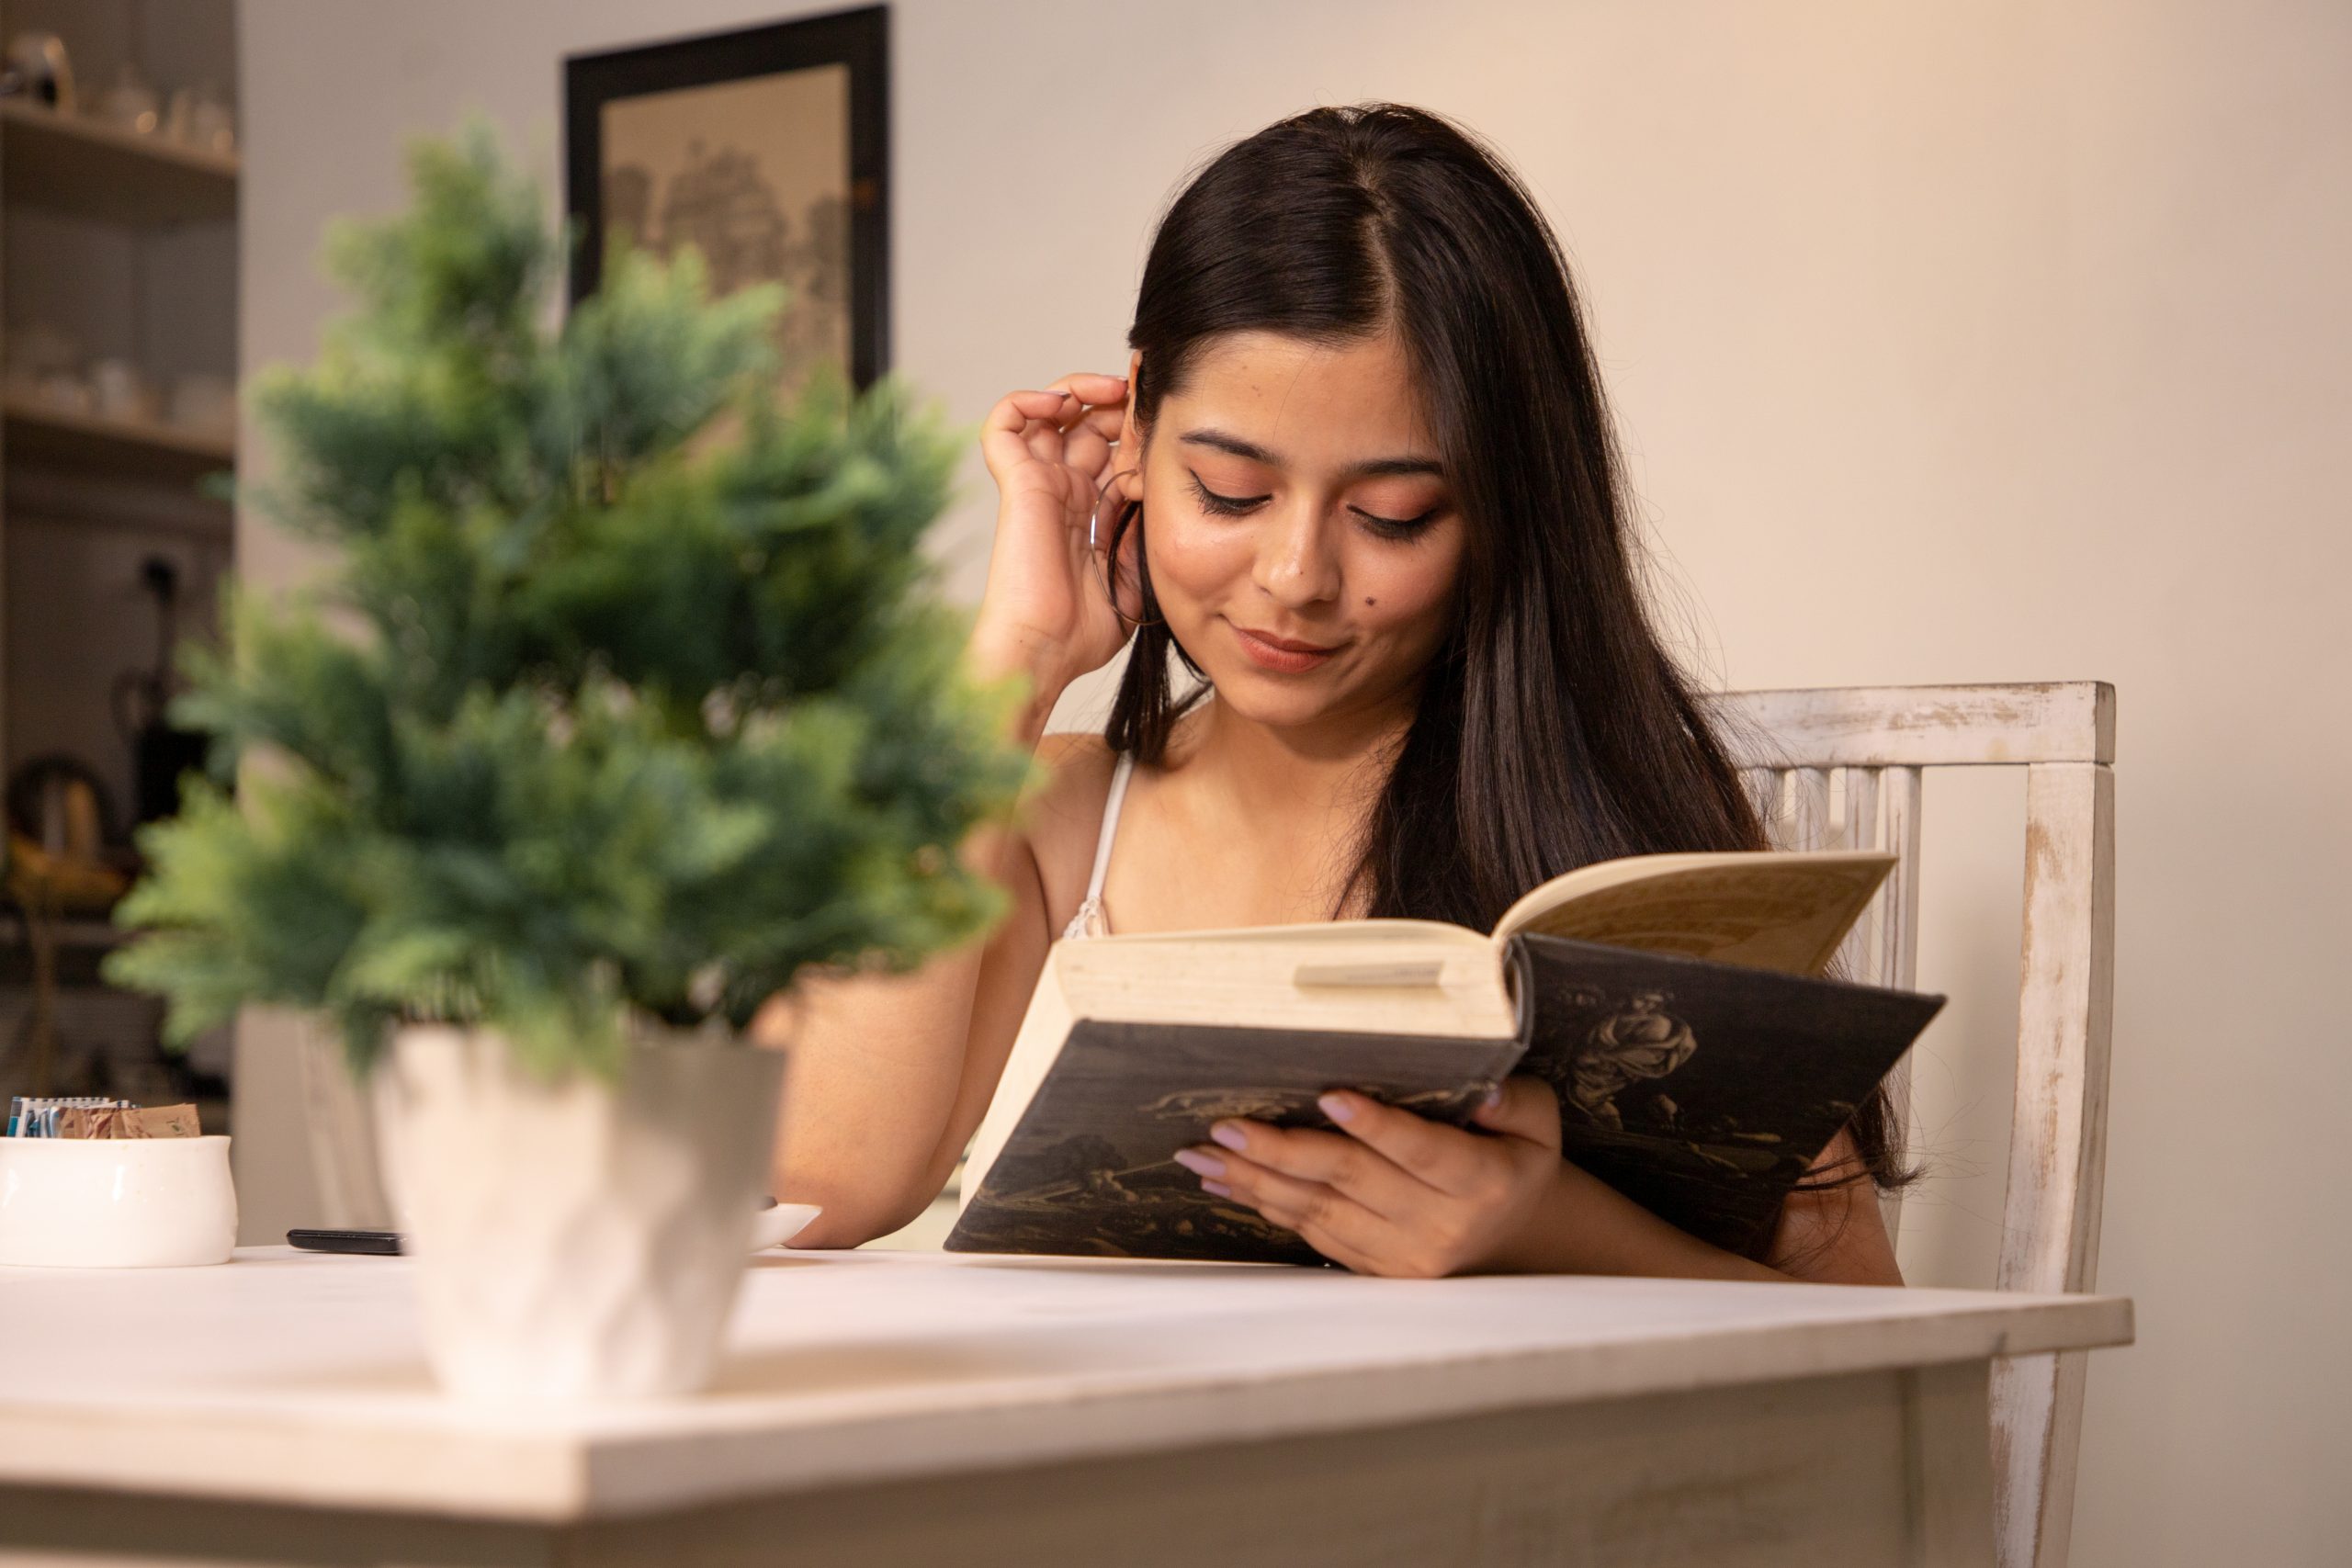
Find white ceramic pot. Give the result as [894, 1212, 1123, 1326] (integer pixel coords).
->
[370, 1022, 786, 1401]
[0, 1134, 237, 1267]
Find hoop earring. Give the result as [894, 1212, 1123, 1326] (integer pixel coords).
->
[1088, 470, 1125, 554]
[1093, 489, 1165, 631]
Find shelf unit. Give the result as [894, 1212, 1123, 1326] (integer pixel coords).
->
[0, 0, 242, 1127]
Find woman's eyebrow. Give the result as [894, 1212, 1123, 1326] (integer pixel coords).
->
[1178, 427, 1443, 479]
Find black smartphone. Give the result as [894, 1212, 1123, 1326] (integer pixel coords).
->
[287, 1228, 402, 1255]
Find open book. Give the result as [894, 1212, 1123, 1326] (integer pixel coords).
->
[947, 849, 1942, 1265]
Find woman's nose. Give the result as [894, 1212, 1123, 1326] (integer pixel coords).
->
[1251, 504, 1342, 609]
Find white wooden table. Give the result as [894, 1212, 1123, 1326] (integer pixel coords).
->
[0, 1247, 2130, 1567]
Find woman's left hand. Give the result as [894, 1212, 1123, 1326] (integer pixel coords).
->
[1173, 1077, 1565, 1278]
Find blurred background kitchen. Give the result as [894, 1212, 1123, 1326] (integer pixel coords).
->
[0, 0, 237, 1137]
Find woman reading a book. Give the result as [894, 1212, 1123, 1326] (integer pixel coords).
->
[764, 102, 1906, 1286]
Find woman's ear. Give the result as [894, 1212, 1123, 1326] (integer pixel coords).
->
[1120, 349, 1145, 440]
[1115, 348, 1147, 497]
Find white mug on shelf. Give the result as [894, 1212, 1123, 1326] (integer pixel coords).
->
[90, 357, 155, 423]
[186, 83, 234, 155]
[98, 61, 159, 136]
[164, 85, 195, 144]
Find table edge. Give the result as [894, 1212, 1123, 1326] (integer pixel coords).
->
[0, 1289, 2132, 1523]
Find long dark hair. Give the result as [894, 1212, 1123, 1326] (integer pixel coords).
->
[1099, 103, 1905, 1204]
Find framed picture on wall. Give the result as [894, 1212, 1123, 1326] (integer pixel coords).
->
[565, 6, 888, 397]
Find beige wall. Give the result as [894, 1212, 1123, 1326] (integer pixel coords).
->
[239, 2, 2348, 1562]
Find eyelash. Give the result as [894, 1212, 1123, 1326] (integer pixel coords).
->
[1185, 473, 1441, 540]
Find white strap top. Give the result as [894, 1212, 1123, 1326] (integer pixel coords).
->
[1060, 751, 1136, 941]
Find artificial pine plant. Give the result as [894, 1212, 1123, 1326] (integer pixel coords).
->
[103, 122, 1027, 1075]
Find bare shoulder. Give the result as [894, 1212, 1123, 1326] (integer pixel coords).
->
[1019, 731, 1122, 933]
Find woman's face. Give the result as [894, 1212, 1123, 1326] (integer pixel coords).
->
[1118, 330, 1466, 734]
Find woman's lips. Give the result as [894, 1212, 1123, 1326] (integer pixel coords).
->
[1228, 622, 1344, 673]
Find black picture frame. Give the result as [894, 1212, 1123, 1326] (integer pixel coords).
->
[564, 6, 889, 391]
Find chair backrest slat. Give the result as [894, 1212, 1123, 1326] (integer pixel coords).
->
[1786, 766, 1831, 851]
[1828, 765, 1882, 982]
[1710, 682, 2114, 768]
[1879, 765, 1924, 993]
[1713, 682, 2114, 1568]
[1871, 765, 1925, 1247]
[1988, 758, 2116, 1568]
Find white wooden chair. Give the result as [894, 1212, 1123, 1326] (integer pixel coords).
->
[1707, 681, 2116, 1568]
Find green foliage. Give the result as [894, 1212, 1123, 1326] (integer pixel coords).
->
[104, 120, 1028, 1077]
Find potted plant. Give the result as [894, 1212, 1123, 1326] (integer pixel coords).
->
[103, 123, 1026, 1399]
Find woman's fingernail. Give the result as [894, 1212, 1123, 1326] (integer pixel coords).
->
[1209, 1122, 1249, 1153]
[1200, 1179, 1232, 1198]
[1317, 1092, 1355, 1123]
[1172, 1147, 1226, 1179]
[1481, 1085, 1503, 1110]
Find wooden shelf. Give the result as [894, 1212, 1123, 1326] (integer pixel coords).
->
[3, 393, 233, 487]
[0, 100, 237, 226]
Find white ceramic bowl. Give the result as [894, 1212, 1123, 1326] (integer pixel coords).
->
[0, 1134, 238, 1267]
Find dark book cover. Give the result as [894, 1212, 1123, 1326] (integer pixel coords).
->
[1505, 934, 1944, 1258]
[945, 1023, 1521, 1265]
[945, 939, 1941, 1267]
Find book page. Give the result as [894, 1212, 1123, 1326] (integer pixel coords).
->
[1491, 852, 1894, 976]
[1078, 918, 1486, 946]
[1054, 935, 1514, 1030]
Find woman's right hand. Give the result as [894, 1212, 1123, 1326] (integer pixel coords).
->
[970, 372, 1135, 723]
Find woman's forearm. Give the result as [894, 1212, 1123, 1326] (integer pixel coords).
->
[967, 623, 1077, 751]
[1490, 1161, 1785, 1282]
[762, 814, 1048, 1247]
[755, 930, 992, 1246]
[759, 636, 1068, 1247]
[1493, 1157, 1903, 1285]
